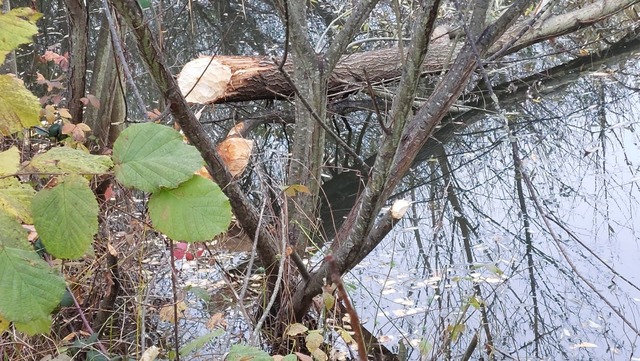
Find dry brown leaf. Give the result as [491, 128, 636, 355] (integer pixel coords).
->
[294, 352, 312, 361]
[216, 136, 253, 177]
[194, 166, 212, 180]
[159, 301, 187, 323]
[62, 122, 91, 142]
[206, 312, 228, 330]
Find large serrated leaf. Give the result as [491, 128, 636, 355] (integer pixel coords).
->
[0, 7, 42, 64]
[26, 147, 114, 175]
[149, 176, 231, 242]
[0, 247, 66, 324]
[32, 174, 98, 259]
[0, 209, 29, 250]
[112, 123, 204, 193]
[0, 74, 41, 135]
[14, 315, 51, 335]
[0, 146, 20, 176]
[0, 177, 36, 223]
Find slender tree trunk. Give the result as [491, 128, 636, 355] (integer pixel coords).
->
[63, 0, 88, 124]
[85, 13, 126, 149]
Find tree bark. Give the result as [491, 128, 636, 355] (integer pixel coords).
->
[85, 13, 126, 149]
[63, 0, 88, 124]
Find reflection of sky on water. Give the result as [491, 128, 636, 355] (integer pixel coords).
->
[347, 91, 640, 360]
[149, 91, 640, 360]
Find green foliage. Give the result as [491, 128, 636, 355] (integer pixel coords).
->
[227, 345, 272, 361]
[26, 147, 114, 175]
[0, 74, 41, 135]
[112, 123, 204, 193]
[0, 177, 36, 223]
[149, 175, 231, 242]
[168, 330, 224, 360]
[14, 316, 52, 335]
[0, 7, 42, 64]
[0, 2, 234, 341]
[32, 174, 99, 259]
[0, 246, 65, 328]
[137, 0, 152, 9]
[0, 209, 29, 250]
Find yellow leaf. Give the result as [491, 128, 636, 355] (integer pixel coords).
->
[311, 348, 327, 361]
[57, 108, 72, 119]
[0, 146, 20, 176]
[283, 184, 311, 197]
[0, 7, 42, 64]
[0, 314, 10, 333]
[286, 323, 308, 337]
[305, 331, 323, 351]
[0, 75, 41, 135]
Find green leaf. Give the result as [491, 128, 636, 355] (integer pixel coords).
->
[226, 345, 272, 361]
[482, 262, 504, 276]
[112, 123, 204, 193]
[0, 177, 36, 223]
[185, 285, 210, 302]
[0, 247, 66, 324]
[0, 146, 20, 176]
[137, 0, 152, 9]
[0, 209, 29, 250]
[282, 355, 298, 361]
[32, 174, 99, 259]
[149, 176, 231, 242]
[26, 147, 113, 175]
[14, 315, 51, 335]
[86, 350, 110, 361]
[179, 330, 224, 356]
[0, 74, 41, 135]
[0, 7, 42, 64]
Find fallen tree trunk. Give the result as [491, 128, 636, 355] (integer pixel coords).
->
[177, 0, 638, 105]
[177, 44, 458, 104]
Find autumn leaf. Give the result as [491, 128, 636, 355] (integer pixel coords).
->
[61, 122, 91, 142]
[159, 301, 187, 323]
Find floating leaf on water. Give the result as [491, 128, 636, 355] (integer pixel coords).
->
[571, 342, 598, 349]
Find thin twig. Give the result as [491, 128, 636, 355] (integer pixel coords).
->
[251, 191, 290, 342]
[168, 239, 181, 361]
[363, 68, 391, 135]
[327, 255, 367, 361]
[274, 64, 371, 173]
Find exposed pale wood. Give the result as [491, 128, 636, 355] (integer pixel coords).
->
[178, 44, 457, 104]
